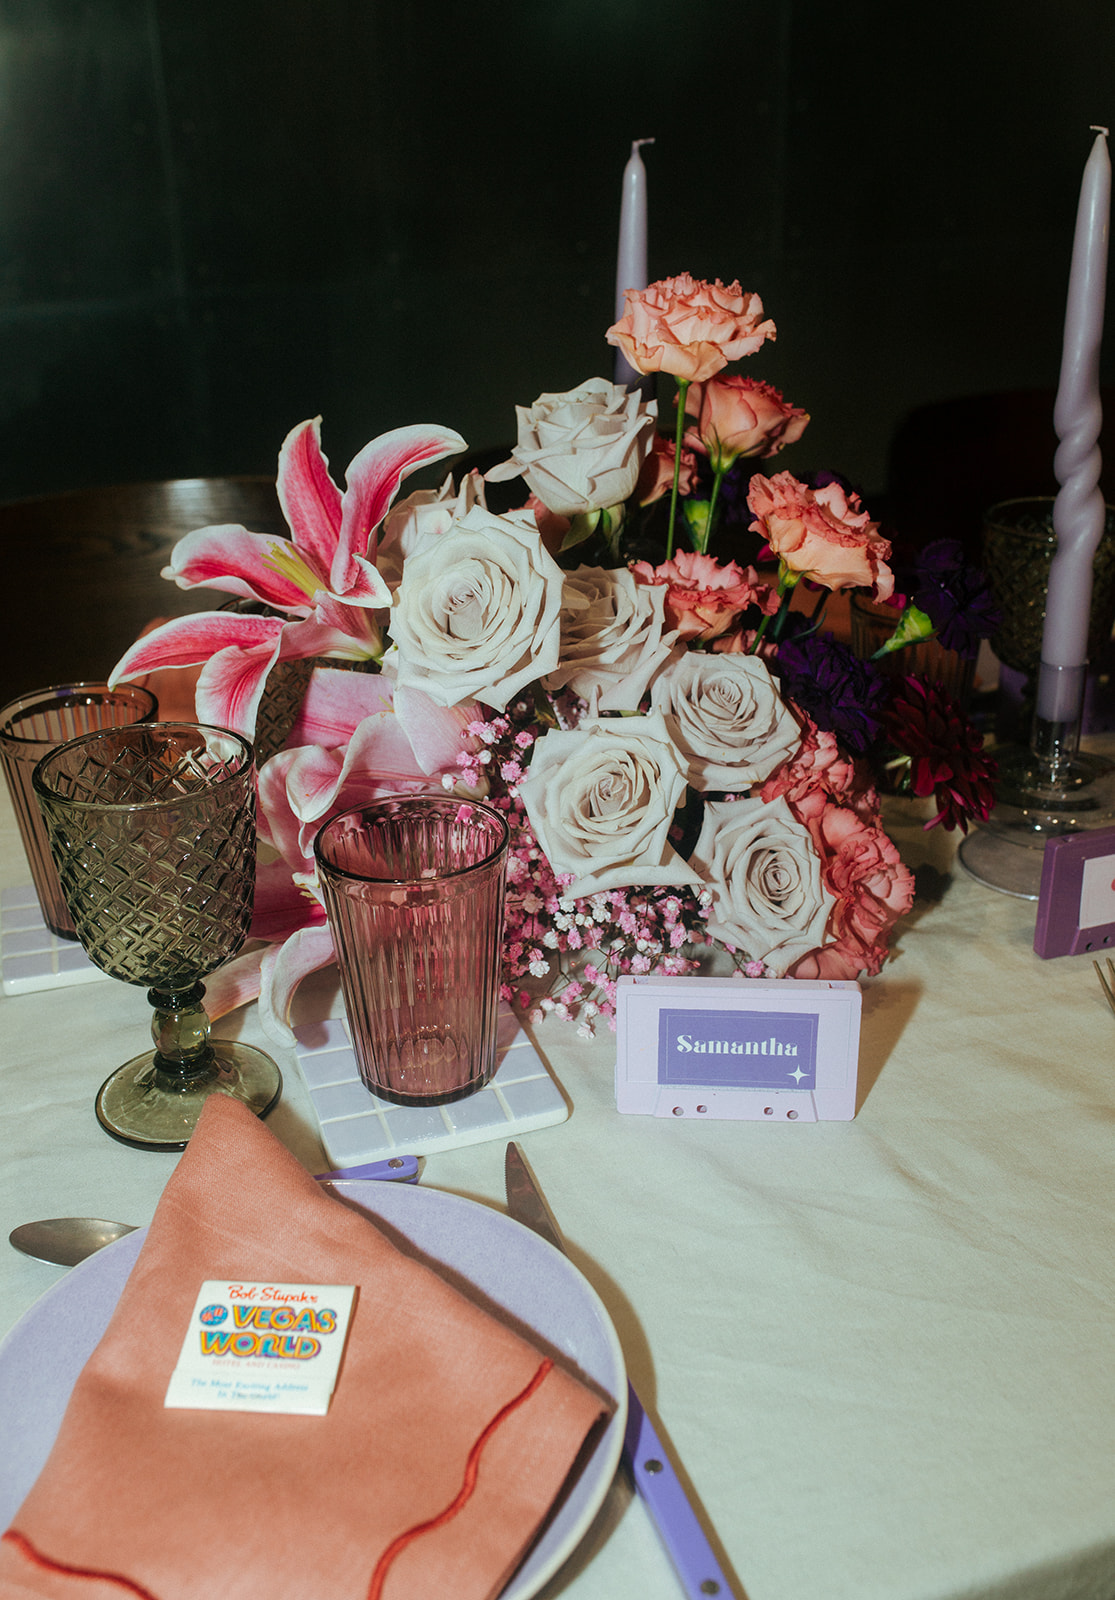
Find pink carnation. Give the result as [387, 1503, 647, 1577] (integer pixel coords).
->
[786, 801, 915, 980]
[630, 550, 778, 643]
[606, 272, 777, 384]
[759, 717, 879, 824]
[747, 471, 894, 600]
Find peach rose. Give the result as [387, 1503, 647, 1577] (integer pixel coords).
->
[747, 471, 894, 600]
[684, 376, 809, 470]
[630, 550, 778, 643]
[606, 272, 776, 385]
[786, 800, 915, 980]
[634, 434, 699, 506]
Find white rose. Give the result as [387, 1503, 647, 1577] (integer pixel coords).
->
[376, 469, 487, 591]
[689, 795, 834, 974]
[543, 566, 681, 711]
[485, 377, 656, 516]
[390, 505, 563, 709]
[518, 711, 701, 898]
[651, 653, 801, 792]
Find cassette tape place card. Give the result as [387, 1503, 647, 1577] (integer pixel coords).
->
[1033, 824, 1115, 958]
[616, 975, 861, 1122]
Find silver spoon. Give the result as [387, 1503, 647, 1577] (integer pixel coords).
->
[9, 1217, 139, 1267]
[8, 1155, 422, 1267]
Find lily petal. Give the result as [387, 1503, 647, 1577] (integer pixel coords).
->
[251, 859, 328, 942]
[334, 552, 393, 609]
[277, 418, 344, 579]
[282, 600, 380, 660]
[285, 667, 396, 748]
[278, 742, 349, 829]
[332, 424, 467, 597]
[259, 924, 337, 1046]
[392, 681, 481, 776]
[194, 634, 285, 737]
[202, 947, 265, 1021]
[162, 526, 318, 612]
[110, 611, 285, 684]
[257, 747, 317, 863]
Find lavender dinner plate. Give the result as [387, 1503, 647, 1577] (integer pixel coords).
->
[0, 1180, 627, 1599]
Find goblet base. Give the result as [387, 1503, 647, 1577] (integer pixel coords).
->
[957, 743, 1115, 899]
[95, 1042, 283, 1152]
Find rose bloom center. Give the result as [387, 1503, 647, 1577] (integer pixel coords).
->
[751, 847, 802, 909]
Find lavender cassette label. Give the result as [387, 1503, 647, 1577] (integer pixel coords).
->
[659, 1007, 818, 1091]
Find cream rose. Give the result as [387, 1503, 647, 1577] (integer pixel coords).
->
[518, 711, 700, 898]
[390, 505, 563, 710]
[689, 795, 835, 974]
[650, 654, 802, 792]
[543, 566, 680, 711]
[485, 377, 656, 516]
[376, 469, 486, 591]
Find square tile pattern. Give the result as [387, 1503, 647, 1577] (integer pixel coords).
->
[294, 1007, 569, 1164]
[0, 885, 109, 996]
[2, 883, 570, 1160]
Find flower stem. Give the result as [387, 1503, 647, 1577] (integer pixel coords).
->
[749, 563, 800, 653]
[700, 466, 726, 556]
[666, 379, 690, 560]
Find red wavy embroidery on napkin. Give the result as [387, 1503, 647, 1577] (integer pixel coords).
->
[366, 1356, 554, 1600]
[1, 1529, 162, 1598]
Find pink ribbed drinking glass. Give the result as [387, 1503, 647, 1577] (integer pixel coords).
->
[0, 682, 157, 937]
[315, 797, 509, 1106]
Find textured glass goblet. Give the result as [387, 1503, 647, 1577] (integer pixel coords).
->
[33, 722, 282, 1150]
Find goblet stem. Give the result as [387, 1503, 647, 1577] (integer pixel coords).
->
[958, 669, 1115, 897]
[148, 984, 219, 1084]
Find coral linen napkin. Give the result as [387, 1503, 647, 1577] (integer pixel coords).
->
[0, 1097, 610, 1600]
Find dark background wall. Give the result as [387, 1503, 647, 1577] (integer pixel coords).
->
[0, 0, 1113, 519]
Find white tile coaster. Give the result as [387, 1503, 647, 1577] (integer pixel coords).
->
[293, 1006, 569, 1165]
[0, 885, 109, 996]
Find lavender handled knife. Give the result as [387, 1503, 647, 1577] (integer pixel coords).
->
[504, 1142, 734, 1599]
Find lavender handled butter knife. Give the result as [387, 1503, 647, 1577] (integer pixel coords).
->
[504, 1142, 733, 1599]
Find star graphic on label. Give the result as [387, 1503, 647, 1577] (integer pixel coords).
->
[788, 1066, 807, 1085]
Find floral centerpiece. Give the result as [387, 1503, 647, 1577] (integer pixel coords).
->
[112, 273, 998, 1040]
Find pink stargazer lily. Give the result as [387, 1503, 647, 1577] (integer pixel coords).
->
[109, 417, 466, 736]
[230, 666, 480, 1045]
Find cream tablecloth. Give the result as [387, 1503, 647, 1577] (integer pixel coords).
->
[1, 782, 1113, 1600]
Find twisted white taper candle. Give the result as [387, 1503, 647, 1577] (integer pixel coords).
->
[1038, 127, 1111, 724]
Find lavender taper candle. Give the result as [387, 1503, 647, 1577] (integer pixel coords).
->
[613, 138, 653, 389]
[1037, 127, 1111, 728]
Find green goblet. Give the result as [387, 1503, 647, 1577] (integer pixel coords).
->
[33, 722, 282, 1150]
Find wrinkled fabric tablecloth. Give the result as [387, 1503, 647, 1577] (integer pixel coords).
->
[2, 781, 1113, 1600]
